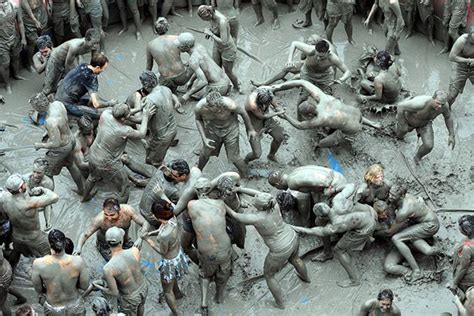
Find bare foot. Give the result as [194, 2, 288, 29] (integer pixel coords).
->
[311, 252, 333, 262]
[414, 156, 421, 165]
[409, 270, 423, 282]
[170, 139, 179, 147]
[336, 279, 360, 288]
[348, 39, 355, 46]
[292, 19, 312, 29]
[254, 18, 264, 27]
[368, 28, 373, 35]
[118, 27, 128, 35]
[272, 19, 281, 30]
[201, 306, 209, 316]
[267, 154, 277, 162]
[175, 291, 185, 300]
[136, 32, 142, 40]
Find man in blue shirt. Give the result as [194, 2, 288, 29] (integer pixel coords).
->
[55, 52, 117, 119]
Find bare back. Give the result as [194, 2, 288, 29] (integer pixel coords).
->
[287, 166, 344, 192]
[195, 97, 239, 130]
[316, 98, 362, 134]
[192, 45, 229, 85]
[46, 101, 74, 147]
[105, 247, 143, 295]
[403, 96, 449, 128]
[146, 35, 185, 77]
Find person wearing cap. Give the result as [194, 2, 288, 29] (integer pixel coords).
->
[31, 229, 90, 315]
[143, 199, 188, 316]
[29, 92, 85, 196]
[74, 197, 150, 261]
[145, 17, 193, 92]
[0, 173, 58, 267]
[395, 90, 455, 164]
[92, 227, 148, 316]
[27, 158, 54, 232]
[226, 190, 310, 309]
[447, 26, 474, 107]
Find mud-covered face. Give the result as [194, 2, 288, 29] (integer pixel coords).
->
[378, 298, 392, 312]
[315, 50, 329, 60]
[103, 207, 120, 221]
[32, 167, 45, 183]
[86, 36, 100, 51]
[432, 95, 446, 111]
[39, 47, 51, 57]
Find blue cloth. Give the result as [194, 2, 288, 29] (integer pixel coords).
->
[55, 63, 99, 107]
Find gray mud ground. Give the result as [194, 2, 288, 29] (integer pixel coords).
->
[1, 4, 473, 315]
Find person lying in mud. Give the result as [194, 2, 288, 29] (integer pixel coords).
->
[358, 288, 401, 316]
[268, 164, 351, 262]
[356, 164, 391, 206]
[292, 185, 377, 288]
[383, 183, 441, 281]
[74, 197, 150, 261]
[226, 191, 310, 309]
[93, 227, 148, 316]
[357, 50, 401, 104]
[187, 179, 233, 316]
[271, 80, 380, 149]
[395, 90, 455, 164]
[31, 229, 90, 316]
[449, 215, 474, 300]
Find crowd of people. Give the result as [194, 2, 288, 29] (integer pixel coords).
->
[0, 0, 473, 314]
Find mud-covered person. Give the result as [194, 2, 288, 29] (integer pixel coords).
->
[55, 52, 117, 120]
[395, 90, 455, 164]
[250, 0, 282, 29]
[276, 190, 314, 226]
[211, 0, 240, 40]
[74, 197, 150, 261]
[126, 70, 158, 113]
[0, 192, 13, 253]
[176, 33, 232, 102]
[357, 164, 391, 206]
[51, 0, 81, 44]
[1, 247, 26, 316]
[32, 35, 52, 75]
[447, 25, 474, 107]
[20, 0, 48, 71]
[145, 17, 192, 92]
[325, 0, 355, 44]
[93, 227, 148, 316]
[195, 91, 257, 178]
[453, 286, 474, 316]
[143, 199, 188, 316]
[226, 191, 310, 309]
[31, 229, 90, 315]
[449, 215, 474, 300]
[82, 102, 156, 203]
[244, 86, 285, 163]
[439, 0, 468, 54]
[358, 288, 401, 316]
[27, 158, 54, 231]
[0, 0, 26, 94]
[73, 115, 95, 176]
[29, 92, 84, 195]
[187, 179, 233, 316]
[358, 50, 401, 104]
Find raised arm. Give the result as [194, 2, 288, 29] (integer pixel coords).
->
[26, 187, 59, 211]
[225, 204, 261, 225]
[287, 41, 314, 64]
[272, 80, 321, 102]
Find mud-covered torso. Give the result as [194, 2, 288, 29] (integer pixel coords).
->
[0, 2, 17, 42]
[96, 213, 132, 244]
[146, 86, 176, 139]
[255, 208, 297, 253]
[148, 36, 185, 78]
[316, 97, 362, 134]
[404, 99, 446, 128]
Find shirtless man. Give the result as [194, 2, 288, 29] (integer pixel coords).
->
[187, 186, 233, 315]
[0, 192, 12, 252]
[273, 80, 380, 149]
[365, 0, 404, 55]
[32, 35, 53, 75]
[146, 18, 192, 92]
[115, 0, 141, 40]
[286, 39, 351, 96]
[177, 33, 231, 101]
[226, 191, 310, 309]
[144, 199, 188, 315]
[73, 115, 94, 176]
[31, 229, 90, 315]
[383, 183, 440, 280]
[195, 91, 256, 178]
[21, 0, 47, 71]
[358, 288, 401, 316]
[198, 5, 241, 93]
[1, 174, 59, 267]
[82, 103, 156, 202]
[29, 92, 84, 195]
[357, 164, 391, 206]
[447, 26, 474, 107]
[42, 29, 101, 96]
[250, 0, 281, 29]
[211, 0, 240, 40]
[74, 197, 149, 261]
[358, 50, 402, 104]
[27, 158, 54, 232]
[293, 188, 378, 287]
[440, 0, 468, 54]
[395, 90, 455, 164]
[244, 86, 285, 162]
[93, 227, 148, 316]
[268, 164, 351, 261]
[0, 0, 26, 94]
[325, 0, 355, 44]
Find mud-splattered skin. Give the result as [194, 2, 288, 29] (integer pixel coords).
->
[31, 251, 89, 307]
[145, 35, 185, 78]
[0, 248, 13, 314]
[448, 32, 474, 105]
[358, 298, 401, 316]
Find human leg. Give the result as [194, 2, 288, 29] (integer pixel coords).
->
[252, 0, 265, 27]
[414, 123, 434, 163]
[326, 16, 339, 43]
[383, 247, 411, 276]
[127, 0, 142, 39]
[267, 122, 284, 160]
[161, 277, 179, 315]
[288, 251, 310, 283]
[264, 252, 285, 309]
[334, 246, 360, 287]
[116, 0, 129, 34]
[222, 60, 240, 92]
[66, 163, 85, 195]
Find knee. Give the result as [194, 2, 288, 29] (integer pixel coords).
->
[421, 139, 434, 152]
[383, 261, 396, 274]
[328, 19, 338, 27]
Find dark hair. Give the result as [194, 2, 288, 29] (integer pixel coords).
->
[78, 115, 94, 133]
[389, 181, 407, 199]
[154, 17, 169, 35]
[276, 191, 296, 212]
[90, 52, 108, 68]
[167, 159, 190, 176]
[377, 289, 394, 302]
[48, 229, 66, 252]
[256, 88, 273, 107]
[33, 157, 49, 170]
[85, 28, 101, 41]
[36, 35, 53, 50]
[15, 305, 35, 316]
[217, 176, 234, 193]
[268, 171, 282, 186]
[151, 198, 174, 220]
[197, 5, 215, 18]
[315, 40, 329, 53]
[459, 215, 474, 237]
[375, 50, 393, 70]
[65, 237, 74, 255]
[103, 197, 120, 212]
[139, 70, 158, 88]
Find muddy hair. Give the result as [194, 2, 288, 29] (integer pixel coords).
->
[364, 164, 384, 184]
[459, 215, 474, 237]
[65, 237, 74, 255]
[217, 176, 234, 193]
[28, 92, 49, 113]
[268, 171, 282, 186]
[177, 32, 195, 51]
[389, 178, 407, 198]
[15, 305, 35, 316]
[154, 17, 169, 35]
[256, 87, 273, 108]
[33, 157, 49, 171]
[78, 115, 94, 133]
[92, 296, 111, 316]
[432, 90, 448, 102]
[197, 5, 215, 18]
[103, 197, 120, 212]
[276, 191, 296, 212]
[139, 70, 158, 88]
[85, 28, 101, 41]
[167, 159, 190, 176]
[377, 289, 394, 302]
[48, 229, 66, 252]
[315, 40, 329, 53]
[151, 198, 174, 220]
[36, 35, 53, 50]
[256, 193, 275, 211]
[373, 200, 388, 213]
[375, 51, 393, 70]
[207, 91, 224, 107]
[90, 52, 108, 68]
[112, 103, 130, 120]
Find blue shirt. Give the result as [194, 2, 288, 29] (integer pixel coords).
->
[55, 63, 99, 105]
